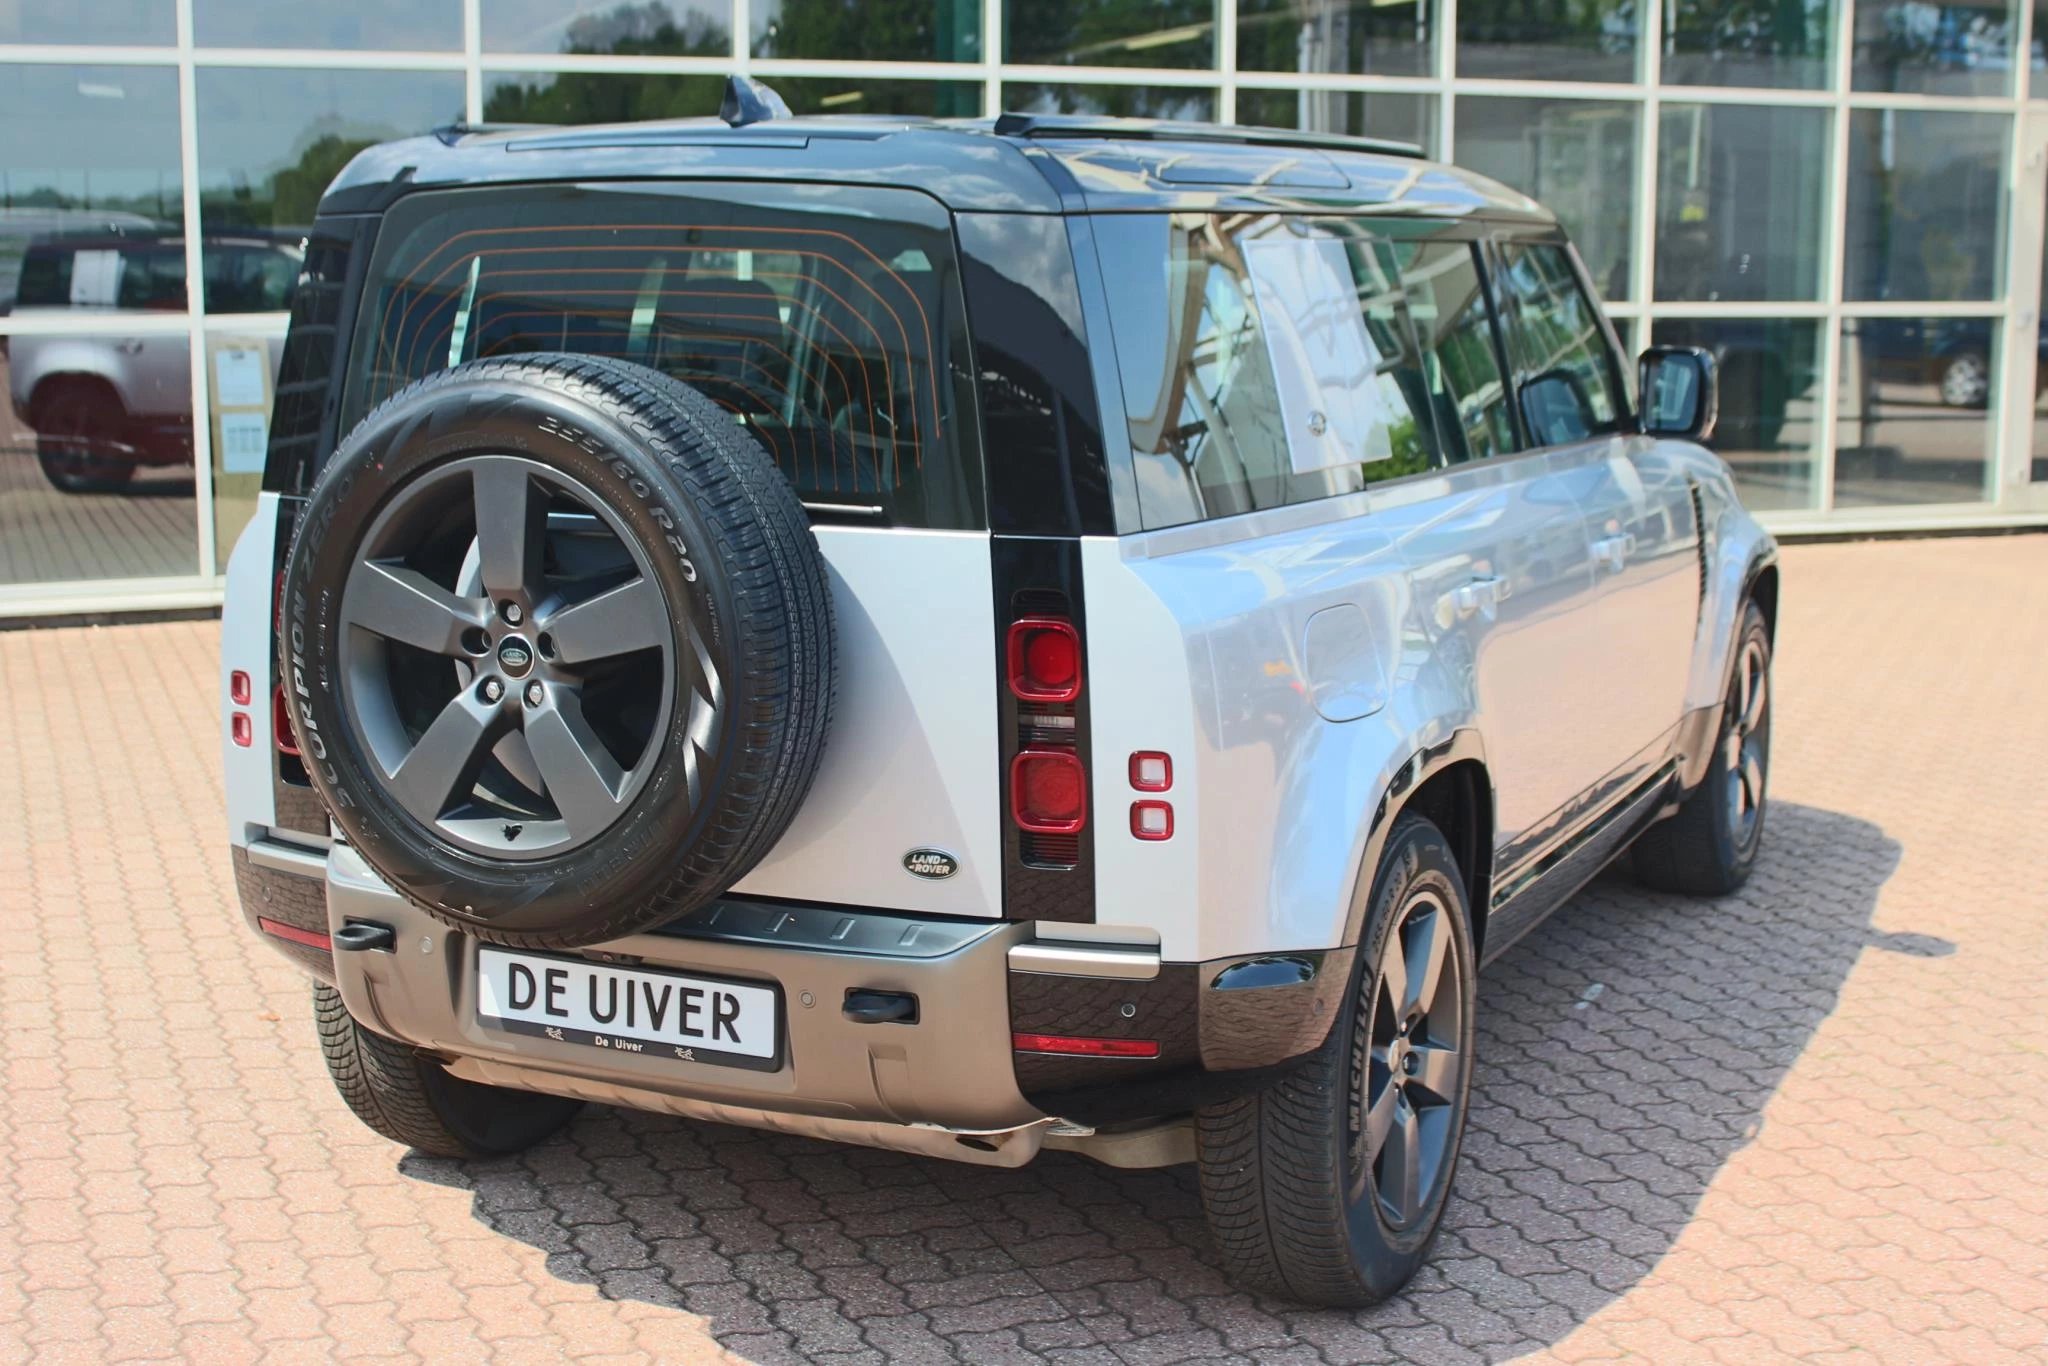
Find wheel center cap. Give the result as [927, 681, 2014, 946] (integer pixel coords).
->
[497, 636, 535, 678]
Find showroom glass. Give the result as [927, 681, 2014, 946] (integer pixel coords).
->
[1457, 0, 1636, 82]
[0, 333, 198, 587]
[755, 0, 982, 61]
[1234, 88, 1438, 156]
[1002, 82, 1217, 121]
[1006, 0, 1217, 68]
[1455, 97, 1637, 302]
[485, 71, 981, 120]
[482, 0, 730, 54]
[195, 69, 465, 314]
[1663, 0, 1833, 87]
[1654, 319, 1821, 511]
[1851, 0, 2019, 96]
[1835, 319, 1995, 506]
[1, 65, 184, 316]
[1844, 109, 2006, 302]
[1236, 0, 1435, 79]
[1655, 105, 1826, 302]
[1492, 242, 1623, 447]
[344, 184, 982, 528]
[195, 0, 461, 51]
[0, 0, 173, 44]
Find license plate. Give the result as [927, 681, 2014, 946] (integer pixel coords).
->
[476, 947, 780, 1070]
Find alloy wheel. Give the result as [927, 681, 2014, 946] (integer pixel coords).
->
[337, 454, 677, 861]
[1723, 634, 1770, 851]
[1351, 889, 1468, 1230]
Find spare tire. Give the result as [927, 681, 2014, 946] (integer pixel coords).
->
[281, 353, 835, 949]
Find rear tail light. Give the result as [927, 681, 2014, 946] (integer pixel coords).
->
[1012, 1032, 1160, 1058]
[231, 713, 253, 747]
[230, 669, 252, 706]
[273, 686, 300, 757]
[1011, 748, 1087, 834]
[1006, 617, 1082, 703]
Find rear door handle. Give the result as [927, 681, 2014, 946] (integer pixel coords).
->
[1446, 575, 1509, 621]
[1591, 533, 1636, 572]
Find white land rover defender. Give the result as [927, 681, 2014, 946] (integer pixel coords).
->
[222, 81, 1778, 1307]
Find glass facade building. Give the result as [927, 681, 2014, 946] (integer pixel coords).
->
[4, 0, 2048, 615]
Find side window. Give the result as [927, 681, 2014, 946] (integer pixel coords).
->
[1097, 213, 1442, 528]
[1493, 241, 1625, 448]
[1393, 239, 1516, 464]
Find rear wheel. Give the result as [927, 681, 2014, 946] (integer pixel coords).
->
[1632, 601, 1772, 895]
[34, 382, 137, 492]
[314, 984, 580, 1158]
[1196, 814, 1477, 1306]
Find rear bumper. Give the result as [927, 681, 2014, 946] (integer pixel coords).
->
[322, 845, 1047, 1135]
[232, 840, 1358, 1153]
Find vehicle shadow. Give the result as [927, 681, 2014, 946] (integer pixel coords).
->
[401, 800, 1910, 1364]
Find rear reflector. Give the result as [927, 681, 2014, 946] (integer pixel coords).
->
[1012, 1032, 1160, 1058]
[1006, 617, 1082, 703]
[1130, 800, 1174, 841]
[257, 917, 331, 951]
[231, 713, 253, 747]
[1011, 747, 1087, 834]
[230, 669, 252, 706]
[1129, 751, 1172, 791]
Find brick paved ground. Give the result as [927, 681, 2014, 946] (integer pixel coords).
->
[3, 535, 2046, 1364]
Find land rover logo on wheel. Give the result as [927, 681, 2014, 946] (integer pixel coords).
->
[497, 638, 533, 676]
[904, 849, 958, 880]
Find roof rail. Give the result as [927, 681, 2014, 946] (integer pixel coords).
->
[990, 112, 1423, 160]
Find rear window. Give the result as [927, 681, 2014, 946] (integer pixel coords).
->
[341, 182, 983, 528]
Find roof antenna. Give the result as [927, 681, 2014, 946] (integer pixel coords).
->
[720, 75, 792, 129]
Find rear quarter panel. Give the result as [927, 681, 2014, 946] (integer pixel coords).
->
[1084, 509, 1476, 963]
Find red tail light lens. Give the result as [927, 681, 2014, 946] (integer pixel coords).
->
[1012, 1032, 1160, 1058]
[231, 713, 253, 747]
[1011, 748, 1087, 834]
[230, 669, 252, 706]
[1006, 617, 1082, 703]
[273, 686, 300, 757]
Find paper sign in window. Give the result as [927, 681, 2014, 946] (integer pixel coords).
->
[1243, 235, 1397, 475]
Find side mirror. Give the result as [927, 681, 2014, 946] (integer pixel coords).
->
[1520, 367, 1597, 447]
[1638, 346, 1718, 441]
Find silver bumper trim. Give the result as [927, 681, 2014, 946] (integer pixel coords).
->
[1006, 941, 1161, 980]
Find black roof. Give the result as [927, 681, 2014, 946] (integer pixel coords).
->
[318, 112, 1553, 224]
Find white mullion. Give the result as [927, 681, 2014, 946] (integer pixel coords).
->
[463, 0, 482, 123]
[477, 52, 741, 75]
[984, 0, 1001, 115]
[1994, 0, 2040, 502]
[1437, 0, 1457, 157]
[732, 0, 751, 70]
[1633, 0, 1661, 311]
[1235, 71, 1443, 94]
[174, 0, 217, 579]
[1815, 0, 1856, 515]
[0, 43, 179, 64]
[750, 57, 999, 82]
[1218, 0, 1236, 124]
[188, 47, 467, 70]
[994, 63, 1223, 88]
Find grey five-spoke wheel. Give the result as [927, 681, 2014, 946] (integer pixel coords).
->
[341, 455, 677, 860]
[1198, 813, 1478, 1307]
[1356, 889, 1467, 1231]
[1723, 632, 1769, 854]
